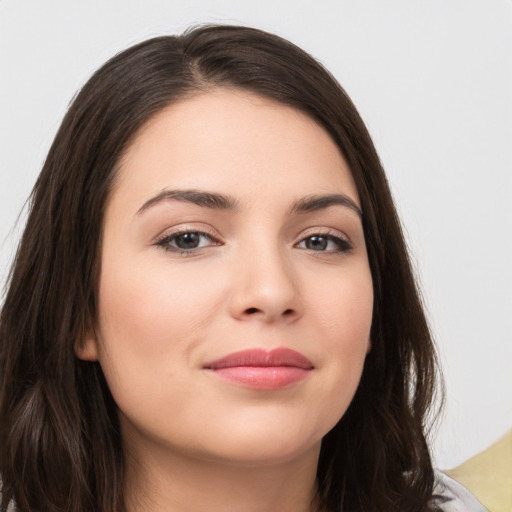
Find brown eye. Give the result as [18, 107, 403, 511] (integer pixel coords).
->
[156, 231, 218, 253]
[173, 232, 202, 249]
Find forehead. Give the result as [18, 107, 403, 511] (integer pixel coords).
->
[112, 88, 359, 211]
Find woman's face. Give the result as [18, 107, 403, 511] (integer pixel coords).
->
[78, 89, 373, 467]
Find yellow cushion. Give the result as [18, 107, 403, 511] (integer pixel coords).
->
[445, 429, 512, 512]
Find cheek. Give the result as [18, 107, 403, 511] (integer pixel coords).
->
[98, 257, 221, 348]
[311, 264, 373, 348]
[94, 258, 225, 403]
[305, 265, 373, 425]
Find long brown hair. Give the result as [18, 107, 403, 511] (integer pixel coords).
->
[0, 25, 441, 511]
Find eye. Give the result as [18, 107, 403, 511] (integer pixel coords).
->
[155, 230, 219, 253]
[297, 234, 352, 253]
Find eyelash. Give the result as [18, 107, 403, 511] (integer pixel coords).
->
[154, 229, 353, 255]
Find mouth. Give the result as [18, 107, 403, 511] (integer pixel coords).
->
[203, 348, 314, 390]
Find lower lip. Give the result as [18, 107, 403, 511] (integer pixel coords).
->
[206, 366, 311, 390]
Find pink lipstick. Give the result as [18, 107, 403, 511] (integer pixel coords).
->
[203, 348, 314, 390]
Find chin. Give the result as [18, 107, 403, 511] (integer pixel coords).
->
[186, 419, 325, 468]
[202, 437, 321, 468]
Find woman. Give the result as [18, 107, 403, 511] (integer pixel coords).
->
[0, 25, 486, 512]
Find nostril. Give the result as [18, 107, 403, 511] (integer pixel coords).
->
[242, 307, 296, 317]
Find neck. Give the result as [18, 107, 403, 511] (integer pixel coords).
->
[123, 438, 321, 512]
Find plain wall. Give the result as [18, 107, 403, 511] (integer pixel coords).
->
[1, 0, 511, 470]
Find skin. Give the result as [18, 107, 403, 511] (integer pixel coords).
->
[77, 89, 374, 512]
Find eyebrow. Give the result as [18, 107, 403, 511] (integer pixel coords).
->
[137, 189, 239, 215]
[137, 189, 362, 218]
[290, 194, 362, 218]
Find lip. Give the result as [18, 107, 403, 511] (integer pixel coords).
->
[203, 348, 314, 390]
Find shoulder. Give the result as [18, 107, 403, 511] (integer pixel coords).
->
[433, 470, 489, 512]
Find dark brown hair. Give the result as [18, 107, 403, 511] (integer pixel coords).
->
[0, 25, 441, 511]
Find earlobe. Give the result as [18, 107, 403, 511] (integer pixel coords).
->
[74, 333, 100, 361]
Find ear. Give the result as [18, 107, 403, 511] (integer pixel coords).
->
[74, 331, 100, 361]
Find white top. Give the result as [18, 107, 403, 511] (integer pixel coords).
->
[434, 471, 488, 511]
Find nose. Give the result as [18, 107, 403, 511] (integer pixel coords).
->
[229, 243, 303, 324]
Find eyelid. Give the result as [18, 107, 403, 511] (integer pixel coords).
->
[297, 227, 351, 243]
[154, 223, 220, 241]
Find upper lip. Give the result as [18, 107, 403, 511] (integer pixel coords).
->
[203, 348, 314, 370]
